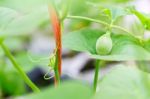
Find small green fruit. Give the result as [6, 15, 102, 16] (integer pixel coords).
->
[96, 31, 113, 55]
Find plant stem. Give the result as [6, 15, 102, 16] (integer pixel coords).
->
[67, 15, 139, 39]
[54, 67, 60, 85]
[54, 51, 60, 86]
[93, 60, 100, 93]
[0, 42, 40, 92]
[48, 4, 62, 85]
[67, 15, 109, 27]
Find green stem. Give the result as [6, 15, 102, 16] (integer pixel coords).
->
[54, 51, 60, 85]
[67, 15, 109, 27]
[0, 42, 40, 92]
[54, 67, 60, 85]
[93, 60, 100, 93]
[60, 0, 70, 21]
[66, 15, 139, 39]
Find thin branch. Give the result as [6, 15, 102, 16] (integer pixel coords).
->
[67, 15, 139, 39]
[0, 42, 40, 92]
[67, 15, 109, 27]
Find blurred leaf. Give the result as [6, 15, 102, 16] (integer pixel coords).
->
[130, 21, 145, 36]
[0, 68, 25, 96]
[0, 7, 18, 29]
[0, 48, 4, 57]
[109, 7, 128, 21]
[99, 6, 129, 22]
[69, 0, 88, 15]
[63, 28, 150, 60]
[0, 6, 49, 38]
[63, 29, 103, 54]
[94, 65, 150, 99]
[144, 40, 150, 52]
[129, 9, 150, 30]
[19, 82, 92, 99]
[15, 51, 51, 72]
[0, 59, 25, 96]
[136, 61, 150, 73]
[95, 0, 132, 3]
[0, 89, 2, 98]
[4, 37, 24, 51]
[86, 3, 130, 23]
[15, 52, 39, 72]
[0, 0, 48, 12]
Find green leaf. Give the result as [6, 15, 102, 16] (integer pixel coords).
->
[0, 7, 49, 38]
[63, 28, 150, 60]
[0, 47, 4, 57]
[96, 0, 132, 3]
[0, 7, 18, 29]
[130, 9, 150, 30]
[143, 40, 150, 52]
[0, 69, 25, 96]
[69, 0, 88, 15]
[99, 6, 129, 22]
[94, 65, 150, 99]
[0, 0, 48, 12]
[19, 82, 92, 99]
[136, 61, 150, 73]
[63, 29, 104, 54]
[14, 52, 39, 72]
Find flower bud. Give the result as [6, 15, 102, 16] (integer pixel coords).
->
[96, 31, 113, 55]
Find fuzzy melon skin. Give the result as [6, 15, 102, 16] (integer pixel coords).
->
[96, 32, 113, 55]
